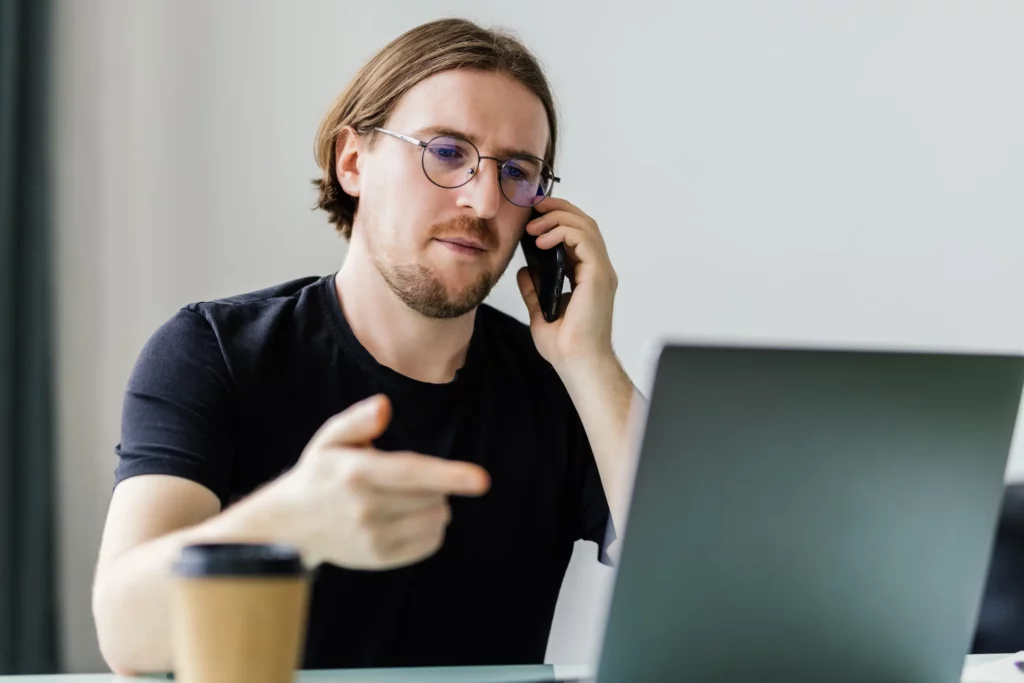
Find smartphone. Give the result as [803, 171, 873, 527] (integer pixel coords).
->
[520, 208, 567, 323]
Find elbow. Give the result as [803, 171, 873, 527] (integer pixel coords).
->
[92, 572, 133, 675]
[91, 570, 166, 676]
[95, 627, 140, 678]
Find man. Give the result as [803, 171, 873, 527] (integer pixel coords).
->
[92, 17, 641, 675]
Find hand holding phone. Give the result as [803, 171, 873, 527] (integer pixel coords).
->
[520, 208, 567, 323]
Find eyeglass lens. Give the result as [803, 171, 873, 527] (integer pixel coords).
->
[422, 135, 553, 207]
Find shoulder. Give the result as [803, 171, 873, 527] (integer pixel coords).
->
[134, 274, 331, 383]
[184, 274, 329, 334]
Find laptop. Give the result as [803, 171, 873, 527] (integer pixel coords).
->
[540, 342, 1024, 683]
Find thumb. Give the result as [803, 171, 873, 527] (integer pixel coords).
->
[309, 394, 391, 449]
[516, 267, 544, 326]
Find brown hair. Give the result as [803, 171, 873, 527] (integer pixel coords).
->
[312, 18, 559, 238]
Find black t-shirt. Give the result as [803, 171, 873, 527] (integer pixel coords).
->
[113, 273, 614, 669]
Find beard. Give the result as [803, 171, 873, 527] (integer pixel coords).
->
[373, 215, 515, 319]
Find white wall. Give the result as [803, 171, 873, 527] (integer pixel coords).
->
[53, 0, 1024, 673]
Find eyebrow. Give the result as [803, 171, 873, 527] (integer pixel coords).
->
[411, 125, 544, 160]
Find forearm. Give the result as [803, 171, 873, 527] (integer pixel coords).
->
[92, 485, 299, 675]
[558, 353, 645, 535]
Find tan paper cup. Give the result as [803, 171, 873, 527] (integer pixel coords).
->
[170, 543, 310, 683]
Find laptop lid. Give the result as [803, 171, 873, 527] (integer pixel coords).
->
[594, 344, 1024, 683]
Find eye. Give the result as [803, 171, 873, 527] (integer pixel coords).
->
[425, 136, 473, 166]
[429, 145, 463, 161]
[503, 159, 537, 182]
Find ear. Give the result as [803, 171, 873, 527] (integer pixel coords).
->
[335, 126, 363, 198]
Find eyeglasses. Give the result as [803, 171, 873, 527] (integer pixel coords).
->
[374, 127, 560, 207]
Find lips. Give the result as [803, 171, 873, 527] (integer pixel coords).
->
[435, 236, 487, 252]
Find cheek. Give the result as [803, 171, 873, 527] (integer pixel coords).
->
[497, 213, 529, 252]
[362, 163, 436, 246]
[364, 150, 432, 204]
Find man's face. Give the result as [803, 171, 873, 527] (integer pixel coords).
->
[347, 69, 550, 319]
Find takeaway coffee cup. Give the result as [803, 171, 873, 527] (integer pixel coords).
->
[170, 543, 310, 683]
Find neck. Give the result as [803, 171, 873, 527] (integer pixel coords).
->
[335, 237, 477, 384]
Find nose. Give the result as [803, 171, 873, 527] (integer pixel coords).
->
[455, 158, 503, 219]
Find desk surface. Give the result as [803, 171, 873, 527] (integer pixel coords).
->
[0, 664, 590, 682]
[0, 657, 1010, 682]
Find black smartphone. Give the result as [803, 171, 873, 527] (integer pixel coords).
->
[520, 208, 567, 323]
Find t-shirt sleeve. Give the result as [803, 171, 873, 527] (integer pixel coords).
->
[113, 307, 236, 505]
[572, 412, 617, 567]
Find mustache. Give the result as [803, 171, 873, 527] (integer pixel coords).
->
[428, 215, 498, 250]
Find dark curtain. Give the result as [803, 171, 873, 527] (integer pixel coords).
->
[0, 0, 59, 674]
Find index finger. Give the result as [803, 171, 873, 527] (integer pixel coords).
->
[534, 196, 572, 212]
[358, 451, 491, 496]
[535, 196, 586, 220]
[530, 199, 599, 237]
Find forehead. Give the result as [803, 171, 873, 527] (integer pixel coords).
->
[384, 69, 550, 160]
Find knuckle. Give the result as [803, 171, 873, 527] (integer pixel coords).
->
[321, 412, 350, 438]
[351, 500, 375, 525]
[299, 446, 332, 480]
[367, 528, 392, 562]
[337, 457, 367, 489]
[296, 449, 319, 474]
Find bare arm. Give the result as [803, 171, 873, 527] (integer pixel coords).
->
[92, 475, 295, 675]
[559, 353, 646, 559]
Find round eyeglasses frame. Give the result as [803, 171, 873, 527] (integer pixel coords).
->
[373, 127, 560, 207]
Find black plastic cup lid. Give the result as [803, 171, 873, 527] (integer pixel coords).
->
[172, 543, 305, 578]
